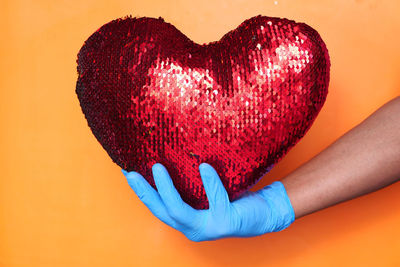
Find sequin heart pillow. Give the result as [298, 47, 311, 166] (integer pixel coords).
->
[76, 15, 330, 209]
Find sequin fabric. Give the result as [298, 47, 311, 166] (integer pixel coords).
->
[76, 15, 330, 209]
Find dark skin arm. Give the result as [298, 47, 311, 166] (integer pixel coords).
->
[282, 96, 400, 218]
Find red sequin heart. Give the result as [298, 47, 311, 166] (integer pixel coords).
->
[76, 15, 330, 209]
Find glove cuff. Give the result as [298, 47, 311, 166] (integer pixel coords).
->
[260, 181, 296, 232]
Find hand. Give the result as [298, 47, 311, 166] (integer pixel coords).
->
[122, 163, 295, 242]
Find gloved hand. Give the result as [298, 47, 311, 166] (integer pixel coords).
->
[122, 163, 295, 242]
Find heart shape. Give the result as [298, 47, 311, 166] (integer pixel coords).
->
[76, 15, 330, 209]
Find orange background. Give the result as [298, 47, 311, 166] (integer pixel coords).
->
[1, 0, 400, 266]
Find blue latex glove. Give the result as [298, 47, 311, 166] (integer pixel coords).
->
[122, 163, 295, 242]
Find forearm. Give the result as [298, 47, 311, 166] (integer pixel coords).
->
[281, 96, 400, 219]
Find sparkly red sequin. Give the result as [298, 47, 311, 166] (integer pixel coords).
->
[76, 15, 330, 209]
